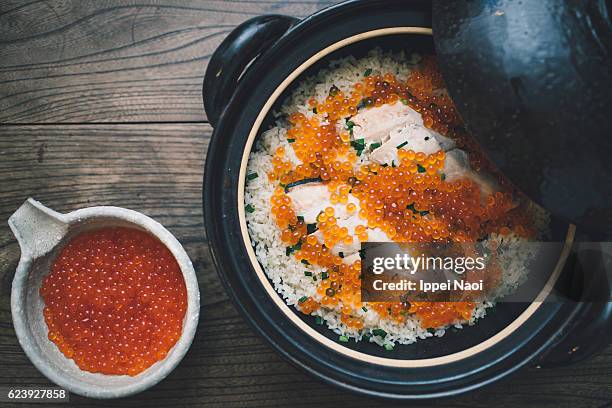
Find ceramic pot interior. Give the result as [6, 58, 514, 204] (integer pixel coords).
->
[244, 32, 573, 361]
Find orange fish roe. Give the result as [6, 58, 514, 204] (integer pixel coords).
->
[40, 227, 187, 376]
[350, 152, 527, 243]
[267, 56, 536, 330]
[408, 302, 475, 329]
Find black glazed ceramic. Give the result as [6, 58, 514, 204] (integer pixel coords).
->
[432, 0, 612, 236]
[203, 14, 300, 127]
[203, 0, 612, 399]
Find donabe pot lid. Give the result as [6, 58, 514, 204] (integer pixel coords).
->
[431, 0, 612, 236]
[203, 0, 581, 399]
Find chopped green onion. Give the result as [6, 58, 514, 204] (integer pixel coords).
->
[247, 172, 258, 180]
[417, 164, 426, 173]
[400, 98, 409, 105]
[306, 223, 318, 234]
[396, 141, 408, 149]
[304, 271, 312, 277]
[297, 215, 304, 223]
[312, 107, 317, 114]
[362, 306, 368, 312]
[298, 296, 308, 303]
[339, 335, 349, 343]
[351, 138, 365, 157]
[372, 328, 387, 338]
[301, 259, 310, 265]
[286, 241, 302, 254]
[420, 210, 429, 216]
[351, 139, 365, 153]
[364, 68, 373, 77]
[284, 177, 323, 192]
[345, 119, 356, 137]
[321, 271, 329, 280]
[329, 85, 340, 97]
[369, 142, 381, 151]
[384, 343, 394, 351]
[287, 138, 295, 143]
[351, 138, 365, 147]
[441, 173, 446, 181]
[338, 252, 344, 258]
[245, 204, 255, 213]
[315, 316, 323, 325]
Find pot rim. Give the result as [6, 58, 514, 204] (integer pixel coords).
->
[203, 0, 581, 398]
[233, 26, 576, 367]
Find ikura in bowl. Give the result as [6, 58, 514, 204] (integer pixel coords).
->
[9, 198, 200, 399]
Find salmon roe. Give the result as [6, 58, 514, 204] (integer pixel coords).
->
[40, 227, 187, 376]
[408, 302, 474, 329]
[266, 56, 536, 330]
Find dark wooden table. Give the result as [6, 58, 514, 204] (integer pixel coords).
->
[0, 1, 611, 407]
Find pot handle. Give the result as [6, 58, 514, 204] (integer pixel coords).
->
[537, 242, 612, 367]
[203, 15, 299, 127]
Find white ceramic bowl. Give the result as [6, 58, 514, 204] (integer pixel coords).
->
[8, 198, 200, 399]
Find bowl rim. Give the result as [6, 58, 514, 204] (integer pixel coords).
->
[9, 199, 200, 399]
[234, 27, 576, 367]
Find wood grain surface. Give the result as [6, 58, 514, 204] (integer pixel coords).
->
[1, 125, 611, 408]
[0, 0, 611, 407]
[0, 0, 336, 123]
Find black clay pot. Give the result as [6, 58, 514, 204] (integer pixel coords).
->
[432, 0, 612, 236]
[202, 0, 612, 399]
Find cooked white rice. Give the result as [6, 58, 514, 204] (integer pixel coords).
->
[244, 48, 549, 347]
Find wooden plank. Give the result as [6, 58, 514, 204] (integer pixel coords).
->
[0, 124, 611, 407]
[0, 0, 338, 124]
[0, 124, 222, 305]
